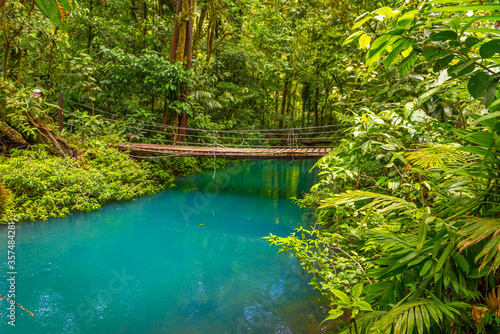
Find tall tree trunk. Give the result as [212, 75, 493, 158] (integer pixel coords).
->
[169, 0, 182, 62]
[167, 0, 194, 143]
[177, 0, 194, 143]
[164, 0, 183, 127]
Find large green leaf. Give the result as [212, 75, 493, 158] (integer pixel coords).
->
[397, 12, 415, 29]
[468, 71, 499, 106]
[34, 0, 62, 26]
[464, 37, 480, 49]
[366, 35, 395, 66]
[479, 39, 500, 59]
[434, 243, 453, 273]
[34, 0, 72, 29]
[331, 289, 350, 303]
[398, 52, 418, 76]
[352, 16, 373, 30]
[383, 40, 410, 70]
[352, 283, 364, 299]
[353, 301, 373, 311]
[343, 31, 363, 46]
[433, 54, 454, 72]
[430, 30, 457, 42]
[321, 308, 344, 325]
[428, 5, 500, 12]
[359, 34, 371, 49]
[463, 132, 494, 147]
[423, 47, 447, 60]
[447, 59, 476, 78]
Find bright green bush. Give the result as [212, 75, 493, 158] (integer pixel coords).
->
[0, 145, 175, 222]
[0, 183, 11, 219]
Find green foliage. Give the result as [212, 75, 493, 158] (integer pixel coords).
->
[266, 45, 500, 330]
[349, 0, 500, 111]
[96, 48, 191, 113]
[268, 109, 500, 333]
[0, 183, 12, 219]
[0, 144, 175, 223]
[64, 110, 122, 139]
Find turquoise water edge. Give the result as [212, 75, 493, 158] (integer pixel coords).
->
[0, 159, 334, 333]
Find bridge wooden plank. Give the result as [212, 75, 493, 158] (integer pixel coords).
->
[118, 143, 331, 159]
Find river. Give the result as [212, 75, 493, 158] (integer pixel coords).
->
[0, 159, 333, 333]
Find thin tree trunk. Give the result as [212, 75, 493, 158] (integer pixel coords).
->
[320, 83, 330, 125]
[279, 78, 288, 129]
[2, 41, 9, 80]
[193, 4, 207, 60]
[162, 99, 170, 127]
[87, 0, 93, 50]
[275, 91, 279, 122]
[142, 0, 147, 50]
[314, 72, 319, 127]
[205, 10, 216, 63]
[131, 0, 138, 55]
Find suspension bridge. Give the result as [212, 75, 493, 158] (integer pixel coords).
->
[59, 98, 347, 160]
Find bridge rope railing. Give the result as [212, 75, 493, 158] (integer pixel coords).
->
[60, 99, 349, 152]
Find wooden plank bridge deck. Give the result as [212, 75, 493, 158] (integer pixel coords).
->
[119, 143, 331, 159]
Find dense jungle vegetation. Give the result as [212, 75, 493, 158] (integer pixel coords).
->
[1, 0, 500, 332]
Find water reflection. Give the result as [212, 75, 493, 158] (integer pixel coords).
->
[0, 159, 334, 334]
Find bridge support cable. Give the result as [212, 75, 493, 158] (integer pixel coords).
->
[60, 99, 350, 159]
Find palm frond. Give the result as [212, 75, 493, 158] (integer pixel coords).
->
[458, 217, 500, 271]
[190, 90, 223, 109]
[365, 298, 467, 334]
[320, 190, 418, 215]
[406, 144, 472, 170]
[191, 90, 213, 100]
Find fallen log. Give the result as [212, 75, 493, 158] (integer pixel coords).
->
[0, 123, 28, 146]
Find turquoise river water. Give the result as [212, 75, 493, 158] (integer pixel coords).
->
[0, 159, 334, 334]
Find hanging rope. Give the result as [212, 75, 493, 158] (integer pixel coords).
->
[60, 100, 346, 159]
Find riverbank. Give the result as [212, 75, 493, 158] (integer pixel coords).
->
[0, 143, 228, 223]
